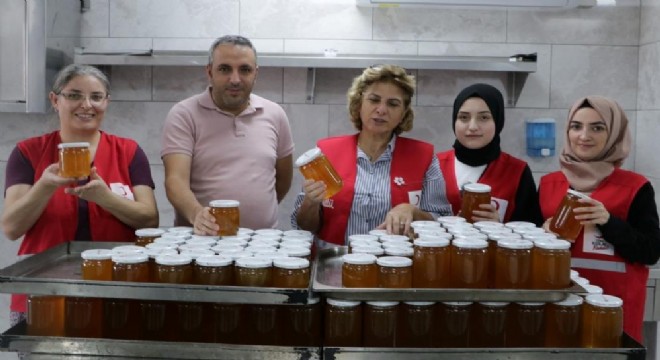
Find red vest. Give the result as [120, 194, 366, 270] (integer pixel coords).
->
[437, 150, 526, 222]
[13, 131, 138, 312]
[539, 169, 649, 341]
[317, 135, 433, 245]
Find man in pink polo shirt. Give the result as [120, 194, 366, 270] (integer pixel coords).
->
[161, 35, 294, 233]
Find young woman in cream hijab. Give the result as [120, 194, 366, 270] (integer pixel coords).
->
[539, 95, 660, 342]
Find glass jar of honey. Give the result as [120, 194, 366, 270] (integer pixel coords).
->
[107, 253, 149, 340]
[549, 189, 590, 241]
[27, 295, 65, 336]
[377, 256, 413, 288]
[112, 253, 149, 282]
[272, 258, 310, 288]
[545, 294, 583, 348]
[154, 254, 193, 284]
[469, 301, 509, 348]
[505, 302, 545, 347]
[383, 245, 413, 258]
[134, 228, 166, 247]
[295, 147, 343, 198]
[212, 303, 242, 344]
[81, 249, 113, 281]
[283, 297, 322, 346]
[324, 299, 362, 347]
[494, 239, 533, 289]
[437, 301, 472, 348]
[234, 257, 272, 287]
[363, 301, 399, 347]
[581, 294, 623, 348]
[208, 200, 240, 236]
[194, 255, 233, 285]
[342, 253, 378, 288]
[397, 301, 436, 348]
[450, 239, 488, 288]
[460, 183, 491, 223]
[57, 142, 90, 178]
[244, 304, 280, 345]
[413, 237, 451, 288]
[531, 239, 571, 289]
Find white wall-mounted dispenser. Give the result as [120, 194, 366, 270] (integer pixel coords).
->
[526, 118, 555, 157]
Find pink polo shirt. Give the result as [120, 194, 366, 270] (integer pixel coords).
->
[161, 88, 294, 229]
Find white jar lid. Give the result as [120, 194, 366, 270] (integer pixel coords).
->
[196, 255, 233, 267]
[515, 302, 545, 307]
[415, 228, 449, 237]
[295, 147, 323, 167]
[112, 253, 148, 264]
[481, 227, 514, 236]
[473, 221, 504, 229]
[245, 245, 278, 254]
[348, 234, 379, 243]
[376, 256, 412, 267]
[58, 142, 90, 148]
[379, 234, 409, 242]
[224, 251, 254, 261]
[513, 227, 547, 235]
[144, 242, 177, 251]
[251, 234, 282, 242]
[281, 234, 313, 243]
[178, 243, 212, 252]
[81, 249, 113, 260]
[463, 183, 491, 193]
[366, 301, 399, 307]
[211, 244, 245, 253]
[505, 221, 537, 229]
[436, 216, 467, 225]
[368, 229, 389, 237]
[417, 232, 452, 240]
[567, 189, 590, 199]
[274, 257, 310, 270]
[384, 247, 414, 257]
[452, 238, 488, 249]
[209, 199, 240, 208]
[414, 238, 450, 247]
[155, 254, 192, 266]
[220, 235, 251, 242]
[442, 301, 473, 306]
[154, 237, 186, 245]
[215, 239, 248, 247]
[350, 246, 385, 256]
[583, 284, 604, 294]
[161, 232, 192, 241]
[479, 301, 509, 307]
[585, 294, 623, 307]
[410, 220, 441, 229]
[534, 239, 571, 250]
[186, 238, 218, 247]
[327, 298, 361, 307]
[403, 301, 435, 306]
[342, 253, 377, 265]
[573, 276, 590, 286]
[111, 245, 145, 255]
[553, 294, 584, 307]
[382, 241, 412, 249]
[235, 257, 272, 268]
[237, 228, 254, 235]
[523, 233, 558, 242]
[488, 233, 522, 242]
[570, 269, 579, 278]
[497, 239, 534, 250]
[144, 248, 178, 259]
[249, 239, 280, 248]
[278, 246, 311, 257]
[180, 249, 215, 259]
[254, 228, 284, 236]
[253, 253, 289, 262]
[135, 228, 166, 237]
[280, 240, 312, 249]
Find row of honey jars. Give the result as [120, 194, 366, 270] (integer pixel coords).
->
[341, 236, 571, 289]
[323, 294, 622, 348]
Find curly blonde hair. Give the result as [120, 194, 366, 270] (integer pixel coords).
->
[346, 65, 415, 135]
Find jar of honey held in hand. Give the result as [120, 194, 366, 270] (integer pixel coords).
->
[58, 142, 91, 178]
[460, 183, 491, 223]
[295, 147, 343, 198]
[549, 189, 590, 241]
[209, 200, 240, 236]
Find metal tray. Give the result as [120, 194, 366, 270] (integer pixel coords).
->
[0, 242, 312, 304]
[0, 322, 320, 360]
[322, 335, 645, 360]
[313, 247, 585, 302]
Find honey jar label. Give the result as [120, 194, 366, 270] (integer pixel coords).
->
[583, 226, 614, 256]
[407, 190, 421, 207]
[491, 197, 508, 221]
[110, 182, 134, 200]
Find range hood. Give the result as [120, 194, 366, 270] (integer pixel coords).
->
[356, 0, 600, 8]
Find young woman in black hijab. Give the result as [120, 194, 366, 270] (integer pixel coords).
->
[437, 83, 542, 225]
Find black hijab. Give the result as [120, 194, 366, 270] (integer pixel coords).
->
[452, 83, 505, 166]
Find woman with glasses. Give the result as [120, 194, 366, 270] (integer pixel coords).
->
[291, 64, 452, 246]
[1, 64, 159, 324]
[540, 95, 660, 342]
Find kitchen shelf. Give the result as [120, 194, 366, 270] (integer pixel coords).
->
[73, 47, 536, 105]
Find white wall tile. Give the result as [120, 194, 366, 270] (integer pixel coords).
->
[150, 163, 175, 227]
[81, 0, 109, 37]
[108, 66, 152, 101]
[253, 67, 284, 104]
[550, 45, 638, 110]
[48, 0, 82, 37]
[0, 115, 58, 161]
[373, 8, 506, 42]
[152, 38, 285, 54]
[282, 68, 309, 104]
[406, 106, 454, 152]
[110, 0, 239, 38]
[328, 104, 354, 137]
[417, 70, 508, 107]
[283, 104, 330, 159]
[638, 42, 660, 110]
[636, 110, 660, 178]
[284, 40, 417, 55]
[507, 7, 639, 45]
[641, 0, 660, 45]
[240, 0, 372, 40]
[153, 66, 208, 102]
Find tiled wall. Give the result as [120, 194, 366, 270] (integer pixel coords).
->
[1, 0, 659, 351]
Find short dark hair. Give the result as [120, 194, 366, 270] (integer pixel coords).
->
[208, 35, 257, 65]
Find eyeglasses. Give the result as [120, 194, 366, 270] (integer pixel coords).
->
[59, 92, 107, 105]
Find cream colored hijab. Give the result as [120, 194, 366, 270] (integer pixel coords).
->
[559, 95, 631, 192]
